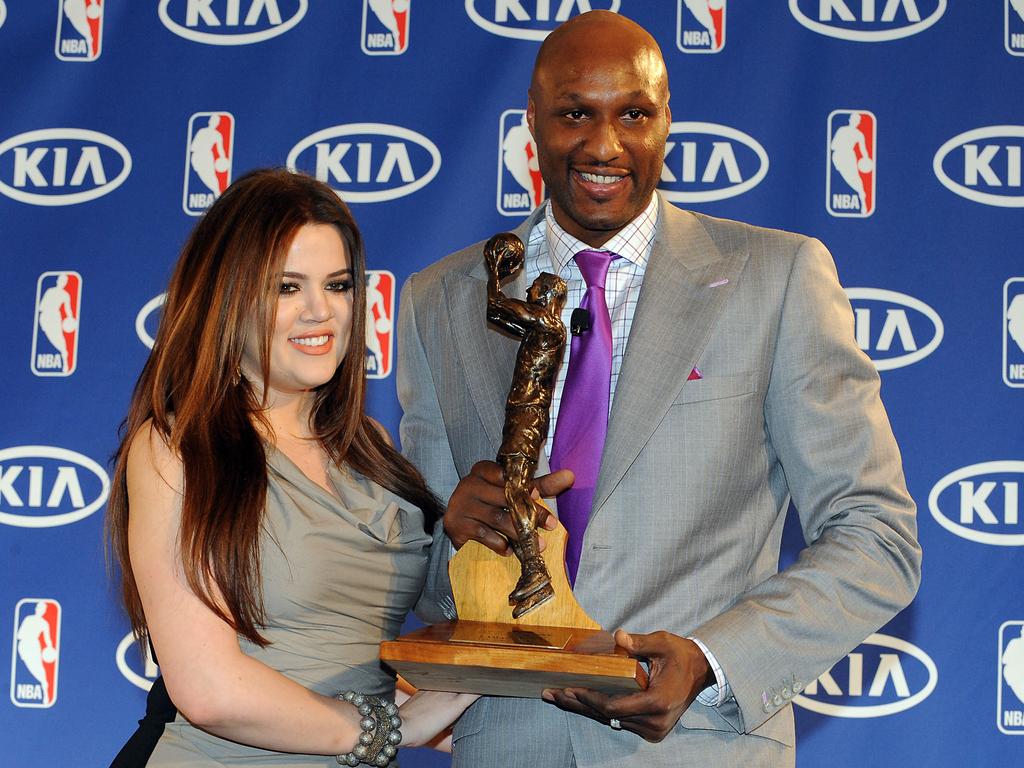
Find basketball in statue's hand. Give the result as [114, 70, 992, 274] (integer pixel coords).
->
[485, 233, 525, 281]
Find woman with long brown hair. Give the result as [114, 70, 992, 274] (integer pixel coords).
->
[107, 168, 473, 766]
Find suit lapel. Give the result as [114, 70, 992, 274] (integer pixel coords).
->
[591, 201, 750, 515]
[442, 212, 544, 454]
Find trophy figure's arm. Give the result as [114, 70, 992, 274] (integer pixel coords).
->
[486, 298, 533, 338]
[486, 264, 540, 339]
[484, 232, 536, 337]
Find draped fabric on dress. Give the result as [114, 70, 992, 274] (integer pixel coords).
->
[135, 447, 430, 767]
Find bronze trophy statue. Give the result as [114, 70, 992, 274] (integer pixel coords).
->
[484, 232, 567, 618]
[379, 233, 646, 698]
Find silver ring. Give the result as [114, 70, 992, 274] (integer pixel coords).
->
[609, 717, 622, 730]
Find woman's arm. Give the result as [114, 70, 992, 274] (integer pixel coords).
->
[126, 423, 473, 756]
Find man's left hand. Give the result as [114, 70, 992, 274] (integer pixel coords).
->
[542, 629, 715, 743]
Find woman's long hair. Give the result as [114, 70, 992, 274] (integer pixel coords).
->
[107, 168, 441, 647]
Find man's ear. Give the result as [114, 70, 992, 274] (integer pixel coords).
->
[527, 95, 537, 137]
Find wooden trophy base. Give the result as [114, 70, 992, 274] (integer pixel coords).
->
[380, 513, 647, 698]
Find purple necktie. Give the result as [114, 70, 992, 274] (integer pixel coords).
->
[550, 249, 617, 583]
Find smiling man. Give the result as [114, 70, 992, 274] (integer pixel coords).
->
[398, 10, 920, 767]
[527, 14, 670, 247]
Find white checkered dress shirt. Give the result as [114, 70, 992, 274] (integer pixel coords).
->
[525, 196, 657, 456]
[522, 195, 730, 707]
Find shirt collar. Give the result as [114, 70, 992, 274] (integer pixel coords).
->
[543, 194, 659, 275]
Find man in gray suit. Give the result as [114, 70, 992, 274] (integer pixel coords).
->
[397, 11, 921, 767]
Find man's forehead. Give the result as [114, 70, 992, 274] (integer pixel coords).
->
[533, 46, 667, 94]
[543, 86, 662, 105]
[533, 66, 668, 104]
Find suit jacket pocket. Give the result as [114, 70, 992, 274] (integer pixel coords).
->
[671, 371, 759, 406]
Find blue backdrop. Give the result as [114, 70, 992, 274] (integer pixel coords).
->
[2, 2, 1022, 766]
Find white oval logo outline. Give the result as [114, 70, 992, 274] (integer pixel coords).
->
[794, 633, 938, 717]
[287, 123, 441, 203]
[932, 125, 1024, 208]
[116, 632, 157, 691]
[135, 293, 166, 349]
[464, 0, 620, 40]
[158, 0, 307, 45]
[929, 460, 1024, 546]
[0, 2, 7, 28]
[788, 0, 945, 41]
[0, 128, 132, 206]
[659, 121, 769, 203]
[0, 445, 111, 528]
[845, 287, 944, 370]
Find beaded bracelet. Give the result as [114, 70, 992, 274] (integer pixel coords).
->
[335, 691, 402, 767]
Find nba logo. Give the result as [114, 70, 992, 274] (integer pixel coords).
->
[999, 621, 1024, 733]
[362, 0, 410, 55]
[497, 109, 543, 217]
[1008, 0, 1024, 55]
[10, 599, 61, 708]
[365, 270, 394, 379]
[183, 112, 234, 216]
[1004, 277, 1024, 388]
[677, 0, 726, 53]
[827, 109, 876, 218]
[55, 0, 103, 61]
[31, 271, 82, 377]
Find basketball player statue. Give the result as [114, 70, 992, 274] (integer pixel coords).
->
[484, 233, 568, 618]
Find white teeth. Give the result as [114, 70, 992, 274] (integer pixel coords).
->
[291, 335, 329, 346]
[580, 172, 623, 184]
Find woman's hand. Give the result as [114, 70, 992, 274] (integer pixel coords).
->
[397, 690, 479, 750]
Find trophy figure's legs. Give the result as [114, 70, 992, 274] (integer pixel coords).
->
[511, 551, 554, 618]
[501, 456, 554, 617]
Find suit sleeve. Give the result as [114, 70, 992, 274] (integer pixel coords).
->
[396, 273, 460, 624]
[691, 237, 922, 733]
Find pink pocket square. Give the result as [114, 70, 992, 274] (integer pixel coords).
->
[688, 367, 703, 381]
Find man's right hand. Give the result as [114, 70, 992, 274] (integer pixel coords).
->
[444, 460, 573, 554]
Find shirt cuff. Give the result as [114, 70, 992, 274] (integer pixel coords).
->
[687, 636, 732, 707]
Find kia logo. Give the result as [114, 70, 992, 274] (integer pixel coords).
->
[135, 294, 166, 349]
[929, 461, 1024, 546]
[846, 288, 943, 370]
[116, 631, 158, 692]
[794, 633, 938, 717]
[933, 126, 1024, 208]
[287, 123, 441, 203]
[659, 121, 769, 203]
[0, 446, 110, 528]
[158, 0, 307, 45]
[464, 0, 620, 40]
[0, 128, 131, 206]
[789, 0, 945, 41]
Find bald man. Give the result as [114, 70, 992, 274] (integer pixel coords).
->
[398, 11, 920, 767]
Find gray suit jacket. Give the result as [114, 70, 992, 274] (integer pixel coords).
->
[397, 196, 921, 766]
